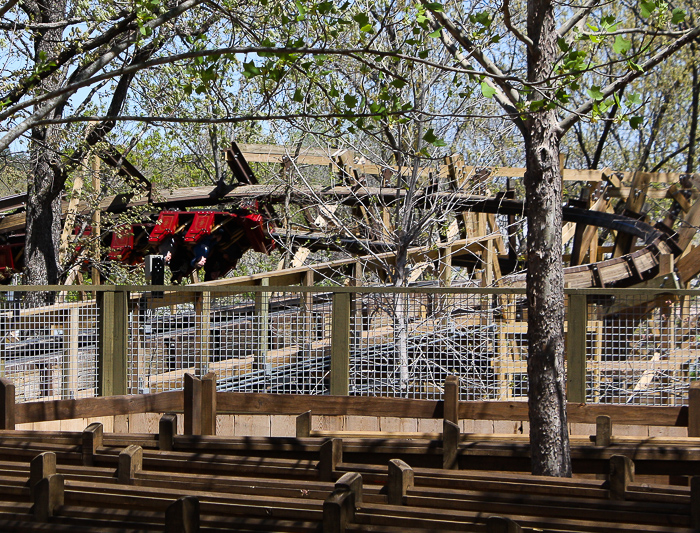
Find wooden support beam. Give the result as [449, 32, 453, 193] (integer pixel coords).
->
[165, 496, 200, 533]
[442, 420, 460, 470]
[201, 372, 217, 436]
[184, 373, 201, 436]
[296, 410, 312, 438]
[32, 474, 64, 521]
[30, 452, 56, 503]
[118, 445, 143, 484]
[159, 413, 178, 451]
[596, 415, 612, 447]
[82, 422, 103, 466]
[609, 455, 634, 500]
[319, 438, 342, 482]
[0, 377, 15, 430]
[443, 375, 459, 425]
[387, 459, 414, 505]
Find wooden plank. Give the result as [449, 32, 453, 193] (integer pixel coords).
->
[14, 391, 183, 424]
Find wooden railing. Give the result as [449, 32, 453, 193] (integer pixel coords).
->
[0, 284, 697, 404]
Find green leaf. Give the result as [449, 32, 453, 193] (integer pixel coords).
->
[293, 88, 304, 102]
[425, 2, 443, 11]
[628, 60, 644, 73]
[557, 38, 570, 53]
[671, 8, 686, 24]
[344, 93, 358, 108]
[480, 82, 496, 98]
[613, 35, 631, 55]
[422, 128, 446, 146]
[469, 11, 491, 27]
[390, 78, 407, 89]
[626, 92, 642, 106]
[630, 116, 643, 129]
[428, 29, 441, 38]
[353, 12, 370, 28]
[586, 86, 604, 101]
[640, 0, 656, 18]
[242, 61, 260, 79]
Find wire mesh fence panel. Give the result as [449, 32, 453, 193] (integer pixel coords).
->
[1, 285, 692, 405]
[586, 292, 699, 406]
[128, 290, 332, 395]
[0, 291, 99, 403]
[349, 291, 529, 400]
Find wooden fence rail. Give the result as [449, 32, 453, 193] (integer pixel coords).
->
[2, 375, 699, 434]
[0, 284, 698, 406]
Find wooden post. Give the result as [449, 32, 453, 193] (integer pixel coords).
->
[596, 415, 612, 447]
[159, 413, 178, 451]
[487, 516, 522, 533]
[567, 293, 588, 403]
[336, 472, 363, 506]
[82, 422, 103, 466]
[30, 452, 56, 502]
[319, 438, 342, 481]
[98, 288, 128, 396]
[194, 292, 211, 378]
[0, 377, 15, 430]
[118, 445, 143, 484]
[609, 455, 634, 500]
[387, 459, 414, 505]
[32, 474, 64, 521]
[61, 306, 80, 399]
[691, 476, 700, 529]
[323, 488, 355, 533]
[302, 271, 314, 354]
[331, 292, 351, 396]
[296, 410, 312, 438]
[184, 373, 201, 436]
[201, 372, 217, 436]
[165, 496, 200, 533]
[254, 278, 270, 375]
[689, 381, 700, 437]
[444, 375, 459, 425]
[443, 420, 460, 470]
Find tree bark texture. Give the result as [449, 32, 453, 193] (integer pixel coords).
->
[524, 0, 572, 477]
[23, 0, 68, 299]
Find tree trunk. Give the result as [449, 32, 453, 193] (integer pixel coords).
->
[524, 0, 572, 477]
[23, 0, 68, 303]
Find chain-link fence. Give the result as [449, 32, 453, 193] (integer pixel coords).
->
[0, 285, 698, 406]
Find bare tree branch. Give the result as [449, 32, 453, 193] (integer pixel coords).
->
[557, 0, 602, 36]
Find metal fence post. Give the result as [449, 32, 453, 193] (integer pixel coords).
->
[567, 292, 587, 403]
[331, 292, 351, 395]
[98, 288, 128, 397]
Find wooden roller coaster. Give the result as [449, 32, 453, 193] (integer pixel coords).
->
[0, 141, 697, 290]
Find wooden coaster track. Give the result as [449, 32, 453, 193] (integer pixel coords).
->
[0, 142, 697, 289]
